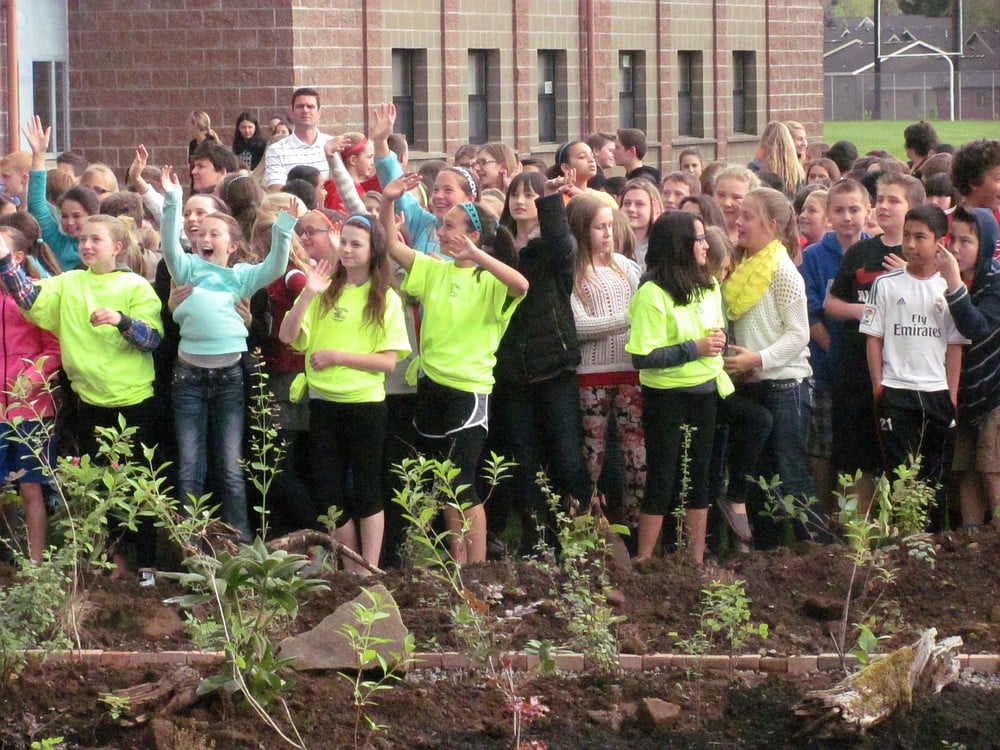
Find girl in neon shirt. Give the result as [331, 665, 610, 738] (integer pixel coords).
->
[381, 172, 529, 564]
[279, 215, 409, 572]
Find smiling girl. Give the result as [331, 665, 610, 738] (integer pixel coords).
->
[279, 215, 409, 571]
[381, 172, 529, 563]
[713, 166, 761, 246]
[0, 213, 162, 579]
[619, 179, 663, 268]
[160, 168, 293, 542]
[372, 104, 478, 255]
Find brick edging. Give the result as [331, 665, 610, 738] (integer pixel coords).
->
[22, 650, 1000, 675]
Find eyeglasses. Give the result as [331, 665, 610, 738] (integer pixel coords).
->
[296, 227, 330, 238]
[474, 159, 497, 169]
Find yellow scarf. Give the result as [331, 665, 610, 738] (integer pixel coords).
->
[723, 239, 787, 321]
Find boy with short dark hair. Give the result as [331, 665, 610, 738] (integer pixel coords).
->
[615, 128, 661, 186]
[950, 139, 1000, 223]
[799, 178, 870, 509]
[903, 121, 938, 177]
[937, 205, 1000, 528]
[825, 174, 926, 503]
[861, 205, 968, 530]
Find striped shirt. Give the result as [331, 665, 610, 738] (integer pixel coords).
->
[264, 131, 334, 187]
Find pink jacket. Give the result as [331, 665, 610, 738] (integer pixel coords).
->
[0, 289, 61, 421]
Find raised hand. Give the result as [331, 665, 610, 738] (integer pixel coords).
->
[325, 134, 351, 158]
[441, 233, 481, 263]
[22, 116, 51, 156]
[159, 165, 181, 194]
[370, 103, 397, 144]
[304, 258, 333, 295]
[545, 169, 575, 196]
[128, 145, 150, 186]
[382, 172, 422, 202]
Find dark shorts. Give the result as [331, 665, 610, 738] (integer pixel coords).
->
[831, 379, 881, 473]
[0, 419, 55, 484]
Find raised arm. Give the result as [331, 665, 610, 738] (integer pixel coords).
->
[444, 234, 529, 298]
[157, 167, 193, 283]
[325, 137, 367, 215]
[381, 174, 420, 272]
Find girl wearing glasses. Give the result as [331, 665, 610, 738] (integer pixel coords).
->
[473, 143, 519, 193]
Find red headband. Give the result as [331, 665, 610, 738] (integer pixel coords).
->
[341, 137, 369, 158]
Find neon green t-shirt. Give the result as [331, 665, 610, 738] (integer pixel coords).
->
[402, 252, 521, 394]
[26, 268, 162, 407]
[625, 280, 733, 396]
[290, 282, 410, 403]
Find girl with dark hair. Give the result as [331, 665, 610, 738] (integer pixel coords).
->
[679, 194, 726, 232]
[279, 215, 410, 572]
[381, 171, 529, 563]
[626, 211, 731, 563]
[232, 112, 268, 170]
[548, 141, 619, 210]
[159, 167, 293, 543]
[220, 173, 265, 241]
[489, 169, 591, 551]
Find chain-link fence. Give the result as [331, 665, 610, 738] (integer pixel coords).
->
[825, 70, 999, 121]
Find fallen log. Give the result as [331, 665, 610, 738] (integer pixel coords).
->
[266, 528, 384, 576]
[103, 665, 201, 725]
[793, 628, 962, 738]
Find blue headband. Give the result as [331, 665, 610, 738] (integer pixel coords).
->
[347, 214, 372, 229]
[554, 141, 572, 165]
[450, 166, 478, 198]
[459, 202, 482, 234]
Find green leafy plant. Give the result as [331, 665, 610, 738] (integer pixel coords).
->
[337, 587, 417, 750]
[670, 424, 696, 556]
[98, 693, 132, 721]
[539, 474, 628, 671]
[241, 354, 285, 539]
[696, 580, 768, 678]
[29, 738, 64, 750]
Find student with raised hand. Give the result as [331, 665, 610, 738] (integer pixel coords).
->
[0, 225, 61, 564]
[23, 116, 100, 271]
[323, 132, 380, 214]
[626, 212, 732, 564]
[0, 213, 162, 581]
[158, 167, 294, 543]
[372, 103, 479, 255]
[380, 171, 529, 564]
[489, 169, 591, 553]
[548, 141, 619, 211]
[278, 215, 409, 572]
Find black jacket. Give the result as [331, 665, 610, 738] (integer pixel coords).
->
[495, 194, 580, 384]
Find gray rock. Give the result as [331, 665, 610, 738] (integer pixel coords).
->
[278, 584, 410, 672]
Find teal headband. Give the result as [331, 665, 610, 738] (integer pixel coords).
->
[459, 202, 482, 234]
[347, 213, 372, 229]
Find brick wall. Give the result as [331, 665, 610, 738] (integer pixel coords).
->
[47, 0, 823, 175]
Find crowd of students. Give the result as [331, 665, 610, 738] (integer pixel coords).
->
[0, 93, 998, 583]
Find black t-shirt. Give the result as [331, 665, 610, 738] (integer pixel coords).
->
[828, 236, 900, 383]
[626, 165, 662, 187]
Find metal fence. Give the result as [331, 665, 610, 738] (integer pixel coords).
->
[825, 70, 1000, 121]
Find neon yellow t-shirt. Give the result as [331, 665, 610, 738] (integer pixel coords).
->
[625, 280, 733, 396]
[25, 268, 162, 407]
[402, 252, 521, 394]
[290, 282, 410, 403]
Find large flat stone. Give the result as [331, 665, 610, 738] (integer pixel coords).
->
[278, 584, 410, 672]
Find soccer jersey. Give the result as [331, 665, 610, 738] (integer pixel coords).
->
[860, 268, 969, 392]
[291, 282, 410, 403]
[402, 252, 522, 393]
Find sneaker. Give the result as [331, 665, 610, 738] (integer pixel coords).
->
[715, 496, 753, 544]
[137, 568, 156, 588]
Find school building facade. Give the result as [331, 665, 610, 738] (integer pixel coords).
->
[0, 0, 823, 174]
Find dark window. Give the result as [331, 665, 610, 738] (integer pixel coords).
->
[677, 51, 704, 138]
[32, 60, 69, 154]
[732, 51, 757, 134]
[538, 50, 558, 143]
[392, 49, 427, 150]
[619, 52, 636, 129]
[468, 50, 492, 144]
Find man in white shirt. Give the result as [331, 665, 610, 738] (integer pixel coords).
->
[264, 87, 334, 191]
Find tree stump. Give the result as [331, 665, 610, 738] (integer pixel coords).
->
[793, 628, 962, 738]
[103, 665, 202, 725]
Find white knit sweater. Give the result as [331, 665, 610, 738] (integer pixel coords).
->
[731, 257, 812, 382]
[571, 254, 642, 375]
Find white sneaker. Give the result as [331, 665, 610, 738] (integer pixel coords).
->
[137, 568, 156, 588]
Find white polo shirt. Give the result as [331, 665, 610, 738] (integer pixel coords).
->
[264, 131, 334, 187]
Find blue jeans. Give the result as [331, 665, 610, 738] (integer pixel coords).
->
[172, 361, 250, 541]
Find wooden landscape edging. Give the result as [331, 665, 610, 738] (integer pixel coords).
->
[21, 649, 1000, 675]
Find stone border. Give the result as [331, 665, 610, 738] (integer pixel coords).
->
[22, 649, 1000, 675]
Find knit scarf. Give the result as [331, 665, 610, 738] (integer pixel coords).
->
[723, 239, 787, 321]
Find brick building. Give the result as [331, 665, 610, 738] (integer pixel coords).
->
[1, 0, 823, 175]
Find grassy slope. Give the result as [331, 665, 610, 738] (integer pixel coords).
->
[821, 120, 997, 159]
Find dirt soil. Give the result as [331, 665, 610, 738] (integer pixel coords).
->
[1, 525, 999, 749]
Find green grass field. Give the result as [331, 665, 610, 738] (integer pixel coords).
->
[822, 120, 998, 159]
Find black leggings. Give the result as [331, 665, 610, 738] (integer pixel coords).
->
[309, 399, 388, 524]
[640, 386, 717, 514]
